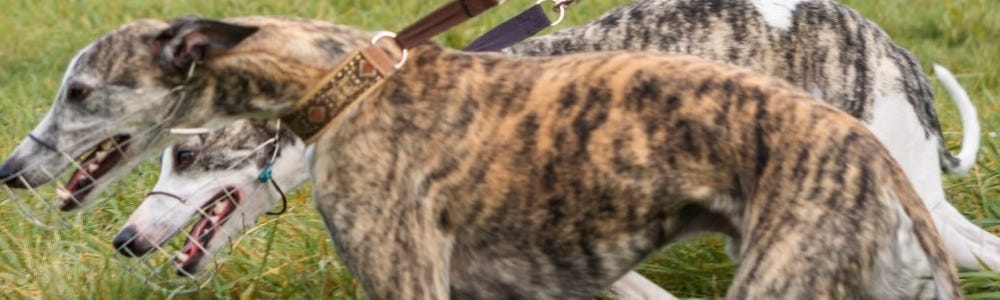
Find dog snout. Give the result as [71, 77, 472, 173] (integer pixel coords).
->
[0, 158, 28, 188]
[113, 225, 156, 257]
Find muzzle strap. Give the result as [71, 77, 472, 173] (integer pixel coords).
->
[146, 190, 186, 203]
[27, 133, 60, 153]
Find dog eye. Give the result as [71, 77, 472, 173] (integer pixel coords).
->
[66, 82, 92, 103]
[174, 150, 196, 169]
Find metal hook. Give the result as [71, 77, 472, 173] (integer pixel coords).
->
[552, 2, 567, 26]
[261, 120, 288, 216]
[264, 177, 288, 216]
[534, 0, 570, 27]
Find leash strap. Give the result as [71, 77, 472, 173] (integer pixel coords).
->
[395, 0, 501, 49]
[463, 4, 550, 52]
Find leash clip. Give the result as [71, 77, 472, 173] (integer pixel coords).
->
[537, 0, 572, 26]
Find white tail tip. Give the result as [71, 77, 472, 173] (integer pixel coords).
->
[933, 64, 980, 175]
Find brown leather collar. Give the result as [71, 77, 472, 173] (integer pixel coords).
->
[280, 46, 397, 143]
[282, 0, 500, 142]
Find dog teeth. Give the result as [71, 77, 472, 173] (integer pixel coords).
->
[87, 163, 99, 173]
[213, 202, 228, 215]
[100, 140, 115, 150]
[94, 150, 109, 162]
[56, 187, 72, 200]
[176, 253, 190, 263]
[209, 215, 222, 224]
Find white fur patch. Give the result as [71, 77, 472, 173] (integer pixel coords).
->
[866, 91, 1000, 270]
[867, 93, 942, 208]
[807, 84, 824, 99]
[751, 0, 808, 31]
[869, 196, 935, 299]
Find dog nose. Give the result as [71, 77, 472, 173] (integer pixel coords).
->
[113, 225, 155, 257]
[0, 158, 27, 188]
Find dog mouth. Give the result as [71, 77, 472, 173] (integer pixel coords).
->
[56, 134, 131, 211]
[174, 187, 241, 276]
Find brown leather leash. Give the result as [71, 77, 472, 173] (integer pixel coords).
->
[282, 0, 501, 142]
[395, 0, 501, 49]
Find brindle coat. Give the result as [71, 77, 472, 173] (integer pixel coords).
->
[308, 45, 960, 299]
[0, 15, 964, 299]
[161, 17, 960, 298]
[121, 0, 994, 283]
[507, 0, 993, 270]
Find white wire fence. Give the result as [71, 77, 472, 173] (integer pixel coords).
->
[2, 120, 303, 294]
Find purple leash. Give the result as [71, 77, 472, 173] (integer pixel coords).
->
[463, 4, 553, 52]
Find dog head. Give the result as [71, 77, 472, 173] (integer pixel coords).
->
[113, 120, 309, 275]
[0, 16, 368, 210]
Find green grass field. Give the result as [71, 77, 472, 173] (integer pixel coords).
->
[0, 0, 997, 298]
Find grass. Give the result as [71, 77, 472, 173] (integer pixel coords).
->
[0, 0, 997, 298]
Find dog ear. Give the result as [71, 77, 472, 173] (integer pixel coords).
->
[151, 16, 259, 74]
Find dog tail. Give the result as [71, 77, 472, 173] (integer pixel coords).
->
[934, 64, 980, 175]
[932, 199, 1000, 270]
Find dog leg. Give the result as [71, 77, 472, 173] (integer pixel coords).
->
[314, 192, 451, 299]
[326, 216, 451, 299]
[607, 271, 678, 300]
[728, 236, 857, 299]
[727, 195, 886, 299]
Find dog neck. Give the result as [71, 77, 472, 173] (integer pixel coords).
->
[280, 44, 402, 142]
[184, 18, 376, 122]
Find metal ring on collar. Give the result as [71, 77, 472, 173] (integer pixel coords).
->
[370, 31, 409, 70]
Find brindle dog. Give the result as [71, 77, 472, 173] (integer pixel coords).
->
[3, 16, 962, 298]
[107, 2, 993, 297]
[2, 0, 990, 274]
[505, 0, 992, 270]
[137, 0, 998, 277]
